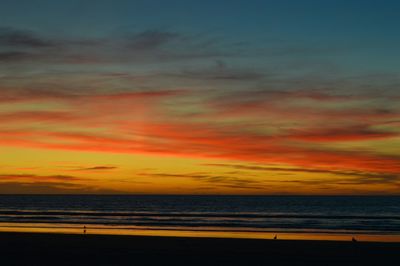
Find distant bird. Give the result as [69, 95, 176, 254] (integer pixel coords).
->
[273, 235, 277, 240]
[352, 237, 357, 242]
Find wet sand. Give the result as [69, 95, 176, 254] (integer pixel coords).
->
[0, 232, 399, 265]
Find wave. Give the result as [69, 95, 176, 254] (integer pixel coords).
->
[1, 210, 399, 220]
[0, 213, 399, 233]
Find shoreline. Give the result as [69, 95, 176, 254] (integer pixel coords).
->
[1, 222, 400, 243]
[1, 232, 400, 265]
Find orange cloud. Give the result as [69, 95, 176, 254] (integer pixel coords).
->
[0, 87, 398, 186]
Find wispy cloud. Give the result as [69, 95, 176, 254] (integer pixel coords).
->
[0, 51, 35, 62]
[71, 166, 118, 171]
[139, 172, 264, 190]
[0, 27, 56, 48]
[173, 60, 265, 81]
[206, 163, 400, 183]
[285, 124, 399, 142]
[0, 27, 235, 65]
[0, 173, 84, 182]
[268, 176, 400, 187]
[0, 181, 121, 194]
[126, 30, 180, 50]
[0, 172, 125, 194]
[0, 111, 80, 123]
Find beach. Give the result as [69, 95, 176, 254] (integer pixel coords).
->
[1, 232, 399, 266]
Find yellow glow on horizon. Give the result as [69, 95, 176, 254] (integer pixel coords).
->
[1, 145, 399, 195]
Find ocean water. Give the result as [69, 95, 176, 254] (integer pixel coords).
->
[0, 195, 399, 237]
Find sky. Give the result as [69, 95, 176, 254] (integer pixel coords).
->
[0, 0, 399, 194]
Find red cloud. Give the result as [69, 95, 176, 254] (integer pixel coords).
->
[1, 120, 399, 175]
[285, 125, 399, 142]
[0, 88, 398, 179]
[0, 111, 79, 123]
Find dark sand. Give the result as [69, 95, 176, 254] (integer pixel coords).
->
[0, 232, 399, 265]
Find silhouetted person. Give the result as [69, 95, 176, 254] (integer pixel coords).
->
[352, 237, 357, 242]
[273, 235, 277, 240]
[83, 226, 87, 235]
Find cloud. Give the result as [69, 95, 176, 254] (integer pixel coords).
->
[1, 116, 399, 177]
[174, 60, 265, 81]
[206, 163, 400, 182]
[126, 30, 180, 50]
[285, 124, 399, 142]
[207, 88, 399, 121]
[0, 181, 121, 194]
[0, 51, 36, 62]
[139, 172, 264, 189]
[87, 89, 186, 101]
[0, 172, 125, 194]
[205, 163, 400, 191]
[72, 166, 118, 171]
[0, 111, 80, 123]
[0, 87, 185, 107]
[0, 27, 55, 48]
[269, 175, 400, 187]
[0, 27, 235, 64]
[0, 173, 84, 182]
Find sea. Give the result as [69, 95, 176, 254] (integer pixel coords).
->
[0, 195, 399, 241]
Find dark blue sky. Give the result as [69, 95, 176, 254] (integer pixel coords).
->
[1, 1, 398, 40]
[1, 0, 399, 74]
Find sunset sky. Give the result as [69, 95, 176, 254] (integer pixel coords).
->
[0, 0, 399, 194]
